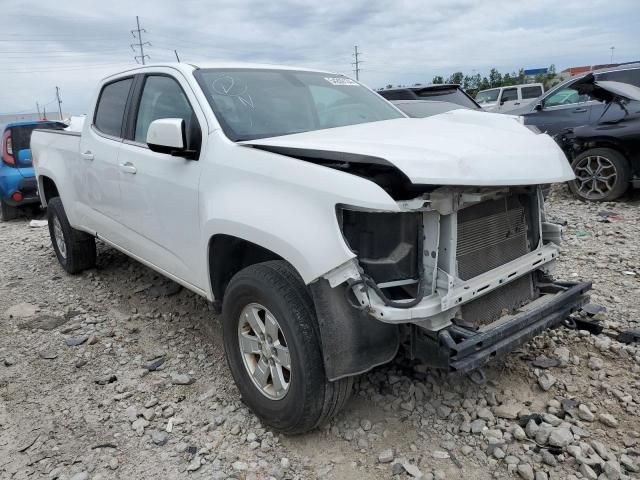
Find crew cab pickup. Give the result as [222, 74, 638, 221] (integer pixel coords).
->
[32, 63, 591, 434]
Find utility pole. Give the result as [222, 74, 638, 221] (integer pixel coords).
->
[352, 45, 363, 81]
[130, 16, 151, 64]
[55, 87, 63, 120]
[36, 101, 41, 120]
[174, 49, 180, 62]
[610, 46, 615, 63]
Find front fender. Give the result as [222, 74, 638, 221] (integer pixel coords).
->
[200, 141, 401, 288]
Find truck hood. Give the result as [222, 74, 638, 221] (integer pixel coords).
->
[241, 109, 574, 186]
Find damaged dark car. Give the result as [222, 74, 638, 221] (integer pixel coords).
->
[555, 74, 640, 201]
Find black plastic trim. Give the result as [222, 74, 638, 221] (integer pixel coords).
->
[411, 281, 592, 373]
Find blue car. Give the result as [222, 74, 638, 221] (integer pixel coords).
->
[1, 120, 66, 221]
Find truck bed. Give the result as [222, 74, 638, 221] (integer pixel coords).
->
[31, 129, 81, 207]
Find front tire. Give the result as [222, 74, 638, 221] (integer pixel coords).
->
[569, 148, 631, 201]
[47, 197, 97, 274]
[222, 260, 353, 434]
[0, 199, 18, 221]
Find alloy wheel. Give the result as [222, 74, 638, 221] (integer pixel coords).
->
[237, 303, 291, 400]
[53, 215, 67, 259]
[573, 155, 618, 200]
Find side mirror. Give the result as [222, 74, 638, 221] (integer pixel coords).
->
[500, 99, 506, 105]
[147, 118, 197, 159]
[534, 103, 543, 111]
[17, 149, 31, 165]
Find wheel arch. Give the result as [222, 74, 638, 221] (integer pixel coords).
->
[574, 137, 631, 160]
[207, 234, 285, 303]
[38, 175, 59, 206]
[207, 234, 399, 381]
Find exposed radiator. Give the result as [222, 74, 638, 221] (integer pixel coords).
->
[456, 195, 531, 280]
[457, 195, 536, 327]
[461, 274, 535, 327]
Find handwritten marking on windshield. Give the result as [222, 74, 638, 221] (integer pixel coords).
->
[211, 75, 254, 109]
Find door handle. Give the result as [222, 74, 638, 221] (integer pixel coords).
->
[81, 151, 94, 161]
[572, 108, 588, 113]
[119, 162, 137, 174]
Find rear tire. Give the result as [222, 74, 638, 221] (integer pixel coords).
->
[222, 260, 353, 434]
[47, 197, 96, 274]
[569, 148, 631, 201]
[0, 200, 18, 222]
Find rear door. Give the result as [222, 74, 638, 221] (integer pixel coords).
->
[520, 85, 543, 106]
[116, 71, 205, 286]
[77, 77, 134, 238]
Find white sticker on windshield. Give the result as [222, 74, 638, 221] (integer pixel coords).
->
[325, 77, 359, 86]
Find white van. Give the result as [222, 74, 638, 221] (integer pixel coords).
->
[476, 83, 544, 113]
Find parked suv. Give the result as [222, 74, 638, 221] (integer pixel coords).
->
[511, 64, 640, 136]
[32, 63, 589, 433]
[1, 120, 66, 220]
[475, 84, 544, 113]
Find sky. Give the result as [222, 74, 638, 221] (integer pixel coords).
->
[1, 0, 638, 116]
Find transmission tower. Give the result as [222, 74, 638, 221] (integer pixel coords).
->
[352, 45, 363, 81]
[130, 16, 151, 64]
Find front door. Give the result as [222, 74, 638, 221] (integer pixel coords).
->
[117, 73, 205, 287]
[497, 87, 519, 112]
[523, 84, 601, 136]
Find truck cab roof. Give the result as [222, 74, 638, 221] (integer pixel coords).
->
[102, 62, 337, 82]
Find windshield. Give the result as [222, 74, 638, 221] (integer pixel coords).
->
[195, 69, 404, 141]
[476, 89, 500, 104]
[394, 101, 464, 118]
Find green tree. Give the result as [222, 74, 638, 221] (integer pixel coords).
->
[489, 68, 502, 88]
[446, 71, 464, 85]
[432, 75, 444, 84]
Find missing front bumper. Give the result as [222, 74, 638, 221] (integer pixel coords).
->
[409, 281, 591, 374]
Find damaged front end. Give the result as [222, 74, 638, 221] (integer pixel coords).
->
[313, 185, 591, 380]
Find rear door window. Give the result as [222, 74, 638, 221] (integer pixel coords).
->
[521, 86, 543, 99]
[94, 78, 134, 138]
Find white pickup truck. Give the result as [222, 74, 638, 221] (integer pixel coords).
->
[32, 63, 590, 434]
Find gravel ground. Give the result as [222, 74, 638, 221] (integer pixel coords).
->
[1, 185, 639, 480]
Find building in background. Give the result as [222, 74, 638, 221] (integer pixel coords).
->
[560, 61, 640, 79]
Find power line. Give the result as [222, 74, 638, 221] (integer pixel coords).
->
[130, 16, 150, 65]
[352, 45, 363, 81]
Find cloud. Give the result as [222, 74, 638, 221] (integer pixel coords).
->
[0, 0, 637, 114]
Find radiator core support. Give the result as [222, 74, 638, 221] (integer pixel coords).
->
[341, 188, 559, 330]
